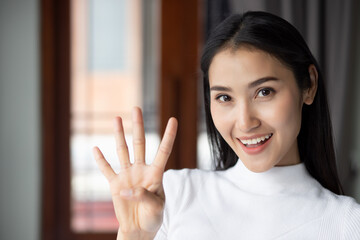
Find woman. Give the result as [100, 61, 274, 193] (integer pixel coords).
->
[93, 11, 360, 239]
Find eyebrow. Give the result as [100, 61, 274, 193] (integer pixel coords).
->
[210, 76, 279, 92]
[210, 86, 232, 92]
[248, 77, 279, 88]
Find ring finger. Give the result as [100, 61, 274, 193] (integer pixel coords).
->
[114, 116, 131, 168]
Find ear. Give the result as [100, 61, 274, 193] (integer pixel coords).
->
[303, 64, 318, 105]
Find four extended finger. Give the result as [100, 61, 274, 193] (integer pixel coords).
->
[153, 117, 178, 170]
[114, 117, 131, 168]
[93, 146, 116, 181]
[132, 107, 146, 164]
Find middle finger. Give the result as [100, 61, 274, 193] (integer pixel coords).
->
[132, 107, 145, 164]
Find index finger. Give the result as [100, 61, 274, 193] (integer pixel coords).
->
[152, 117, 178, 170]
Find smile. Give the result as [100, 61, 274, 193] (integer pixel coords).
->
[237, 133, 273, 155]
[239, 133, 273, 148]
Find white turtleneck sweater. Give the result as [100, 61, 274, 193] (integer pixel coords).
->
[154, 160, 360, 240]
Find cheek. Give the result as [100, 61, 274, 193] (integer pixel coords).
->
[265, 91, 302, 135]
[210, 104, 232, 137]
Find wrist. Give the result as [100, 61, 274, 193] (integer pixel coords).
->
[117, 228, 156, 240]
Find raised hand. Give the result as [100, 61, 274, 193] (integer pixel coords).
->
[93, 107, 178, 239]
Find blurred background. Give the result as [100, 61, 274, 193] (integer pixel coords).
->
[1, 0, 360, 239]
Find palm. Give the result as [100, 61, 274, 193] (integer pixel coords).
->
[110, 164, 164, 232]
[93, 107, 177, 236]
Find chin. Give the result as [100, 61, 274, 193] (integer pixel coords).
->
[242, 159, 274, 173]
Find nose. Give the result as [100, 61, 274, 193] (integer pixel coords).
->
[235, 102, 260, 133]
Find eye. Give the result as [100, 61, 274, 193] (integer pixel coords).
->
[216, 94, 232, 102]
[257, 88, 274, 98]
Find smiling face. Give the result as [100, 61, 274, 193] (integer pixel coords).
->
[209, 47, 310, 172]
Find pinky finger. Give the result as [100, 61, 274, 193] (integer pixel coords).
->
[93, 146, 116, 181]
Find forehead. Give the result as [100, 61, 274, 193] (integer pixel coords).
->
[208, 48, 293, 86]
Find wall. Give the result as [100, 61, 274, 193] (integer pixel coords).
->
[0, 0, 40, 240]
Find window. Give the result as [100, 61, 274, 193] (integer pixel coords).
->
[41, 0, 200, 239]
[70, 0, 159, 232]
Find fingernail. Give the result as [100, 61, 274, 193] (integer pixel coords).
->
[120, 189, 133, 197]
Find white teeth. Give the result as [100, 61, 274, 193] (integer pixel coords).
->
[240, 134, 272, 145]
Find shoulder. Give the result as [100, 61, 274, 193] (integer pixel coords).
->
[158, 168, 225, 239]
[163, 168, 215, 196]
[342, 196, 360, 238]
[318, 188, 360, 238]
[320, 187, 360, 212]
[163, 168, 214, 185]
[316, 185, 360, 216]
[162, 168, 218, 213]
[163, 168, 225, 192]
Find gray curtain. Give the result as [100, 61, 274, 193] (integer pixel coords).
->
[323, 1, 359, 194]
[205, 0, 360, 198]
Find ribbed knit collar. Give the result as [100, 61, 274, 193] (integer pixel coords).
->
[225, 159, 318, 195]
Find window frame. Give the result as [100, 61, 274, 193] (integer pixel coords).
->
[41, 0, 201, 239]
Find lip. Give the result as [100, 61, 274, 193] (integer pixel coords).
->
[237, 134, 273, 155]
[238, 133, 273, 141]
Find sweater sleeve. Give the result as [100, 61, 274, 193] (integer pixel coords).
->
[343, 198, 360, 239]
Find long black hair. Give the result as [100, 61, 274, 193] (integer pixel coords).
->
[200, 11, 344, 195]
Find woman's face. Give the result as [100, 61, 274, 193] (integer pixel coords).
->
[209, 48, 309, 172]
